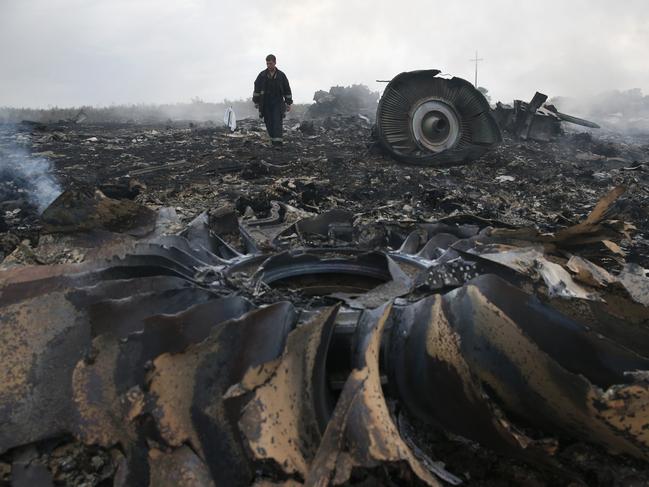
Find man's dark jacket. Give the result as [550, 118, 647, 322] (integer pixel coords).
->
[253, 69, 292, 118]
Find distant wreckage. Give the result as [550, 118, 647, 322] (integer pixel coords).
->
[376, 70, 502, 165]
[375, 69, 600, 165]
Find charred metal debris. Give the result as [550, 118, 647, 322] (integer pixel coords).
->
[1, 183, 649, 486]
[1, 70, 649, 486]
[374, 71, 601, 164]
[493, 91, 601, 143]
[375, 70, 502, 165]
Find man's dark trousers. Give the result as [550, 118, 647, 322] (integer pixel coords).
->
[263, 100, 284, 145]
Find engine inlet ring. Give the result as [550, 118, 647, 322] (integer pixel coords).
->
[410, 99, 461, 152]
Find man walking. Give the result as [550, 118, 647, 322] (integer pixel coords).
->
[253, 54, 293, 147]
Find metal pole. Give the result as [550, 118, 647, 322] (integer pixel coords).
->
[469, 51, 484, 88]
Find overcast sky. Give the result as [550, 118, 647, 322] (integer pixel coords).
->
[1, 0, 648, 108]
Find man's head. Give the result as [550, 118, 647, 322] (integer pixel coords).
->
[266, 54, 276, 72]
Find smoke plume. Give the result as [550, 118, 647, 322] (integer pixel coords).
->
[552, 88, 649, 136]
[0, 145, 62, 214]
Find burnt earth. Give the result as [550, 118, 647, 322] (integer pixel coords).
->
[1, 117, 647, 265]
[1, 118, 649, 486]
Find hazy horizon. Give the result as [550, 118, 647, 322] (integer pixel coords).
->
[2, 0, 649, 109]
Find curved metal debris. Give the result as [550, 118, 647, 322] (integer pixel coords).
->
[493, 91, 601, 142]
[235, 305, 340, 479]
[376, 70, 502, 165]
[1, 193, 648, 485]
[305, 303, 444, 486]
[147, 302, 296, 486]
[386, 275, 649, 463]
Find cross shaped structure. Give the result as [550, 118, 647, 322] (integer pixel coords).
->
[469, 51, 484, 87]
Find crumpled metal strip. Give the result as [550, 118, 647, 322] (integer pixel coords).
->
[305, 303, 443, 486]
[466, 246, 601, 300]
[71, 296, 254, 444]
[445, 276, 649, 459]
[0, 266, 214, 455]
[86, 287, 218, 338]
[390, 273, 649, 462]
[235, 305, 339, 478]
[386, 294, 547, 459]
[148, 302, 296, 487]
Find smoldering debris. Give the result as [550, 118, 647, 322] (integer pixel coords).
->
[553, 88, 649, 136]
[493, 91, 601, 142]
[0, 132, 63, 262]
[1, 186, 649, 486]
[306, 84, 379, 120]
[0, 143, 62, 213]
[41, 188, 157, 236]
[1, 93, 649, 486]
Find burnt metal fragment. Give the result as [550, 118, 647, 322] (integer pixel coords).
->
[233, 306, 340, 479]
[376, 70, 502, 165]
[385, 276, 649, 464]
[493, 91, 601, 142]
[305, 303, 445, 486]
[1, 194, 648, 485]
[147, 302, 297, 487]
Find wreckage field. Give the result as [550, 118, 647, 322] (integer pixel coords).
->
[2, 116, 649, 267]
[1, 113, 649, 486]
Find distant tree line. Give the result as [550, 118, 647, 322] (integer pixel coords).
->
[0, 98, 307, 124]
[0, 84, 383, 125]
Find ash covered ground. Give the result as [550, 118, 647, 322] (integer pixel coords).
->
[1, 113, 649, 487]
[2, 116, 648, 265]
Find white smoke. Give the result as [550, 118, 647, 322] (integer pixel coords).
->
[552, 88, 649, 136]
[0, 147, 62, 213]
